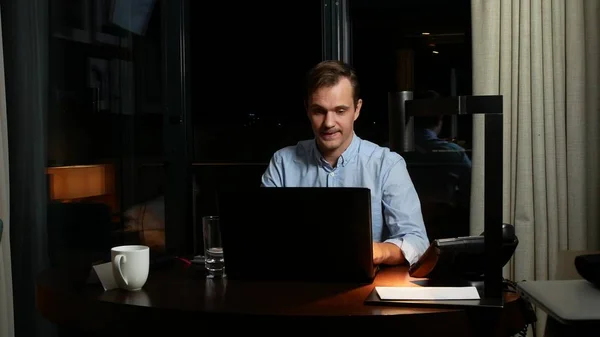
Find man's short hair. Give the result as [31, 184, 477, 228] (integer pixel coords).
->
[305, 60, 360, 106]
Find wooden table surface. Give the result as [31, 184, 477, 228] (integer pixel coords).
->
[36, 261, 528, 336]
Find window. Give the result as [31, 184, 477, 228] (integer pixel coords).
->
[188, 2, 325, 255]
[46, 0, 167, 265]
[190, 1, 323, 163]
[350, 0, 473, 240]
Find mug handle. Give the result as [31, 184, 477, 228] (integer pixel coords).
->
[113, 254, 128, 286]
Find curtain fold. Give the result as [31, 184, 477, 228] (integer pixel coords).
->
[583, 0, 600, 250]
[3, 0, 55, 335]
[0, 6, 15, 337]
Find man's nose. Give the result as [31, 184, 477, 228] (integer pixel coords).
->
[324, 111, 336, 128]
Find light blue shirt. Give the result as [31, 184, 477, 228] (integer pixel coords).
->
[260, 133, 429, 265]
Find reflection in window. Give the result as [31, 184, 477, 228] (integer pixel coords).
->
[350, 0, 472, 146]
[47, 0, 166, 266]
[350, 0, 472, 241]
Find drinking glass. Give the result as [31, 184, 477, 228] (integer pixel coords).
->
[202, 216, 225, 278]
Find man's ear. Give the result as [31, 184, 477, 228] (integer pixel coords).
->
[353, 99, 362, 121]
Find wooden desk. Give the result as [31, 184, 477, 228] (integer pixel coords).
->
[37, 263, 528, 336]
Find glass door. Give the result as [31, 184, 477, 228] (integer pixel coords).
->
[348, 0, 473, 240]
[187, 1, 324, 255]
[47, 0, 168, 266]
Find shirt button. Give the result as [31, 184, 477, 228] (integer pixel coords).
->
[330, 172, 335, 177]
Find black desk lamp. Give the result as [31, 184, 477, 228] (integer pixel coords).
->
[404, 95, 505, 305]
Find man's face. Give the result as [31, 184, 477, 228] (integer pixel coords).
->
[307, 77, 362, 158]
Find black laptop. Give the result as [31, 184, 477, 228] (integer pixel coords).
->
[218, 187, 377, 283]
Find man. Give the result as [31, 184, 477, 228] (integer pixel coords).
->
[414, 114, 472, 168]
[413, 90, 472, 169]
[411, 91, 472, 240]
[261, 60, 429, 266]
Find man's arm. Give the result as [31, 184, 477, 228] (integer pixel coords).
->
[378, 158, 430, 266]
[373, 241, 405, 265]
[261, 152, 284, 187]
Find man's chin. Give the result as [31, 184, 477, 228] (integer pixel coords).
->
[316, 138, 340, 152]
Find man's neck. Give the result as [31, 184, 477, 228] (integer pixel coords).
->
[323, 153, 340, 168]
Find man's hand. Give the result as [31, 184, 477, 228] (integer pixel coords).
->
[373, 242, 405, 266]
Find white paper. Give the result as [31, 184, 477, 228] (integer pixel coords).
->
[92, 262, 118, 291]
[375, 286, 480, 300]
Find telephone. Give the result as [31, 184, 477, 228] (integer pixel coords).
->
[409, 223, 518, 279]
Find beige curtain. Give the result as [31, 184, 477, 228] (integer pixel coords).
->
[472, 0, 600, 279]
[0, 7, 15, 337]
[471, 0, 600, 335]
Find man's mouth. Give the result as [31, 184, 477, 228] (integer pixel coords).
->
[320, 131, 339, 140]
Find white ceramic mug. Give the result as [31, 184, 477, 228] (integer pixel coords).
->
[111, 245, 150, 291]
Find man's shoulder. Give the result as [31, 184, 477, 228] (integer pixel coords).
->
[357, 137, 404, 166]
[271, 139, 314, 162]
[440, 141, 467, 152]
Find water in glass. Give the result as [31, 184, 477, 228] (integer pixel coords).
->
[205, 247, 225, 277]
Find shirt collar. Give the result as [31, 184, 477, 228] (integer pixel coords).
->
[313, 132, 360, 168]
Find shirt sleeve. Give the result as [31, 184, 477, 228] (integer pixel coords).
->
[261, 152, 284, 187]
[381, 158, 430, 266]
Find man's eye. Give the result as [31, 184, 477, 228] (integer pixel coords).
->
[337, 109, 346, 114]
